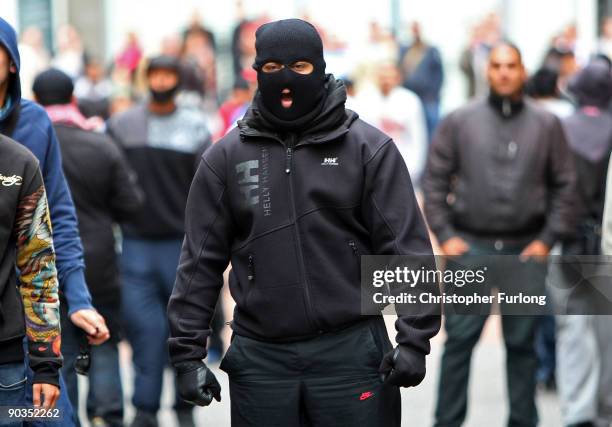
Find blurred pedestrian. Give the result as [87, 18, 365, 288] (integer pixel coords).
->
[460, 13, 501, 99]
[351, 21, 398, 93]
[182, 14, 217, 104]
[33, 67, 144, 427]
[398, 21, 444, 140]
[556, 61, 612, 427]
[526, 67, 574, 118]
[217, 68, 257, 137]
[51, 25, 86, 79]
[160, 33, 207, 111]
[543, 46, 579, 94]
[597, 152, 612, 427]
[352, 61, 428, 184]
[525, 65, 575, 393]
[17, 26, 49, 100]
[0, 133, 62, 415]
[599, 17, 612, 61]
[74, 57, 113, 119]
[232, 19, 260, 81]
[115, 32, 143, 80]
[1, 17, 109, 426]
[107, 55, 211, 427]
[423, 42, 576, 427]
[342, 76, 356, 101]
[167, 18, 440, 427]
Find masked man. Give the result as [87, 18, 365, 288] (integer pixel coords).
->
[167, 19, 440, 427]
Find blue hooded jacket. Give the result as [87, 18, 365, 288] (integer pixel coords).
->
[0, 17, 92, 314]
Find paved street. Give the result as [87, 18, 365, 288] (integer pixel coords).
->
[77, 315, 561, 427]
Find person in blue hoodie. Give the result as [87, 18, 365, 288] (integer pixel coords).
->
[0, 17, 110, 426]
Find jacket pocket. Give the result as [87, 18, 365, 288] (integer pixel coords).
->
[228, 268, 253, 311]
[247, 253, 255, 283]
[0, 362, 27, 391]
[219, 334, 240, 374]
[235, 226, 301, 290]
[244, 253, 255, 308]
[363, 325, 383, 368]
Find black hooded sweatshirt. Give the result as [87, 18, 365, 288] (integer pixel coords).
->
[167, 76, 441, 364]
[0, 135, 62, 386]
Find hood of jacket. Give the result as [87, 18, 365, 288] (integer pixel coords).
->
[564, 110, 612, 163]
[0, 17, 21, 122]
[238, 74, 359, 143]
[568, 62, 612, 109]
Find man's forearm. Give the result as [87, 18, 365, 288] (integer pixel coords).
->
[15, 185, 62, 384]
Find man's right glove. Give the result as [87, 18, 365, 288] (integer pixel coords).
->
[175, 360, 221, 406]
[378, 345, 426, 387]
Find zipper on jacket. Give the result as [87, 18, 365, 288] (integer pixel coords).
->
[348, 240, 359, 256]
[285, 146, 293, 174]
[286, 135, 321, 333]
[348, 240, 362, 279]
[247, 254, 255, 282]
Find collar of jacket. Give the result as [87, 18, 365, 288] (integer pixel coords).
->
[238, 109, 357, 147]
[488, 91, 525, 119]
[237, 74, 358, 146]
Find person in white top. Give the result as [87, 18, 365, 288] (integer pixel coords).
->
[349, 61, 428, 185]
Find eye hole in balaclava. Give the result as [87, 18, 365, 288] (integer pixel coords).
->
[253, 19, 326, 122]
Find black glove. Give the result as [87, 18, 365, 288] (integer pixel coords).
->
[378, 345, 426, 387]
[175, 360, 221, 406]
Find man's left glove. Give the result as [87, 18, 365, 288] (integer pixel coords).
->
[175, 360, 221, 406]
[379, 345, 426, 387]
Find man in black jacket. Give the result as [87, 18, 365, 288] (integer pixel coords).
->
[33, 68, 143, 427]
[167, 19, 440, 426]
[423, 43, 576, 427]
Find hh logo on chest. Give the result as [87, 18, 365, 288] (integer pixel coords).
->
[236, 160, 259, 206]
[321, 157, 339, 166]
[235, 147, 272, 216]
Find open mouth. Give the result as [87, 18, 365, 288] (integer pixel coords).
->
[281, 88, 293, 108]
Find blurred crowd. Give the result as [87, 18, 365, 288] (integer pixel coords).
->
[14, 12, 612, 184]
[3, 6, 612, 427]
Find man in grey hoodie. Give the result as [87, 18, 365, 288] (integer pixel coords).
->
[558, 60, 612, 427]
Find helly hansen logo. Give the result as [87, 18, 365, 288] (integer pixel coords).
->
[236, 160, 259, 206]
[260, 147, 272, 216]
[321, 157, 339, 166]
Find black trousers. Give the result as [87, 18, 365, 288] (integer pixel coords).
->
[220, 316, 401, 427]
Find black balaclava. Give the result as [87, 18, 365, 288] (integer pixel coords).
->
[147, 55, 181, 104]
[253, 19, 327, 130]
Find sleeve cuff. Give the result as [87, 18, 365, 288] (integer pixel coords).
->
[62, 269, 93, 315]
[31, 364, 61, 388]
[537, 228, 556, 248]
[435, 226, 457, 246]
[174, 359, 206, 374]
[399, 344, 427, 362]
